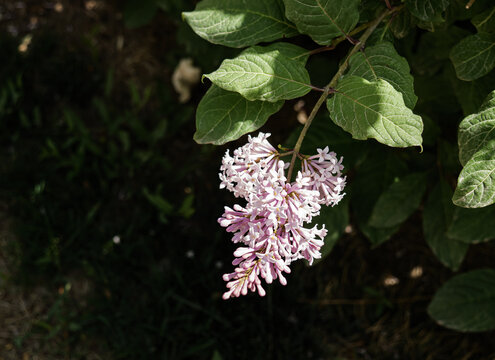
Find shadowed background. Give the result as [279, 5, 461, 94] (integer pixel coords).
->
[1, 1, 495, 359]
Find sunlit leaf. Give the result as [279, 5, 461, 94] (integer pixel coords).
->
[282, 0, 360, 45]
[205, 45, 312, 102]
[327, 76, 423, 148]
[453, 143, 495, 208]
[458, 90, 495, 166]
[347, 41, 418, 109]
[182, 0, 298, 48]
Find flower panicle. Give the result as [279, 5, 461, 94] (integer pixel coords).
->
[218, 132, 346, 299]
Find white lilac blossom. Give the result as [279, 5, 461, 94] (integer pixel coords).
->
[218, 132, 346, 299]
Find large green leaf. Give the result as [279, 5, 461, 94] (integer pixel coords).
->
[453, 144, 495, 208]
[428, 269, 495, 332]
[450, 33, 495, 81]
[182, 0, 298, 48]
[447, 204, 495, 243]
[195, 42, 309, 144]
[205, 45, 312, 102]
[450, 68, 495, 116]
[194, 85, 283, 145]
[282, 0, 359, 45]
[264, 42, 311, 64]
[423, 180, 468, 271]
[405, 0, 450, 22]
[369, 172, 427, 228]
[347, 42, 418, 109]
[327, 76, 423, 148]
[472, 6, 495, 33]
[458, 91, 495, 166]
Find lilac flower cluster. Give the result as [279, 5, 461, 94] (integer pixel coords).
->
[218, 133, 345, 299]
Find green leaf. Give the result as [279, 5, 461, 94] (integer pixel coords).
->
[428, 269, 495, 332]
[389, 8, 414, 39]
[205, 45, 312, 102]
[262, 42, 311, 64]
[446, 0, 494, 23]
[282, 0, 360, 45]
[182, 0, 298, 48]
[359, 0, 387, 23]
[458, 91, 495, 166]
[351, 150, 408, 246]
[450, 68, 495, 116]
[405, 0, 450, 22]
[472, 6, 495, 33]
[327, 76, 423, 148]
[347, 42, 418, 109]
[453, 143, 495, 208]
[447, 204, 495, 243]
[369, 172, 427, 228]
[312, 196, 349, 265]
[194, 85, 283, 145]
[360, 223, 400, 247]
[423, 180, 468, 271]
[450, 33, 495, 81]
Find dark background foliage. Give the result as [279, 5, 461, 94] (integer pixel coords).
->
[0, 1, 495, 359]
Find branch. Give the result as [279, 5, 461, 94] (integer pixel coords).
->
[286, 6, 403, 181]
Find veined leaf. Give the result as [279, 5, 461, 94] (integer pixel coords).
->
[369, 172, 427, 228]
[423, 180, 468, 271]
[262, 42, 311, 64]
[282, 0, 360, 45]
[406, 0, 450, 22]
[428, 269, 495, 332]
[450, 33, 495, 81]
[347, 41, 418, 109]
[447, 204, 495, 243]
[194, 85, 283, 145]
[327, 76, 423, 148]
[453, 143, 495, 208]
[458, 91, 495, 166]
[472, 6, 495, 33]
[205, 45, 312, 102]
[182, 0, 298, 48]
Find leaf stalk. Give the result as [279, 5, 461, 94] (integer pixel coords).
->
[286, 5, 403, 181]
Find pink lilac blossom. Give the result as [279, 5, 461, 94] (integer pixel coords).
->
[218, 132, 346, 299]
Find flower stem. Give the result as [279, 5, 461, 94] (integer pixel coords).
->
[286, 6, 403, 181]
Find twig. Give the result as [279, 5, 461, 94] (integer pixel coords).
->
[465, 0, 476, 9]
[286, 6, 403, 181]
